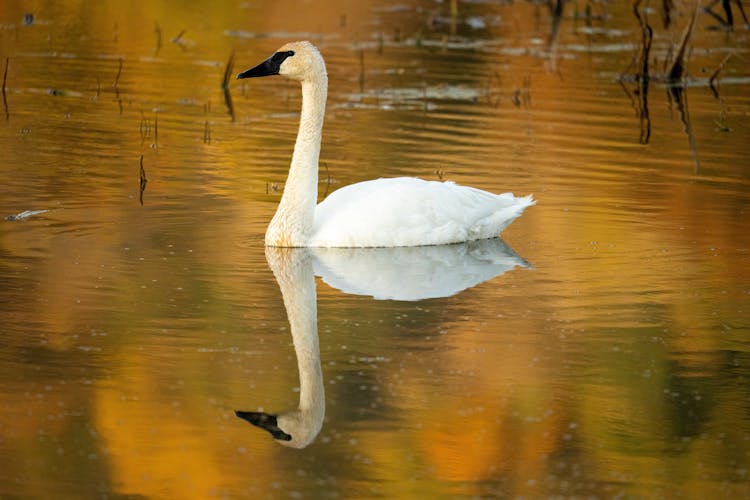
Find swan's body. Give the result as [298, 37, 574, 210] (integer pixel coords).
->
[313, 177, 533, 247]
[238, 41, 534, 248]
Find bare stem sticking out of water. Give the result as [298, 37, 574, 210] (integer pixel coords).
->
[204, 120, 211, 144]
[139, 155, 148, 206]
[704, 0, 748, 29]
[266, 182, 281, 194]
[664, 3, 703, 173]
[358, 49, 365, 94]
[736, 0, 750, 24]
[171, 29, 187, 50]
[625, 0, 653, 144]
[321, 163, 332, 199]
[2, 57, 8, 120]
[666, 1, 700, 83]
[139, 110, 151, 144]
[668, 85, 701, 173]
[154, 22, 162, 56]
[709, 53, 735, 98]
[222, 49, 236, 122]
[485, 70, 502, 108]
[662, 0, 675, 28]
[449, 0, 459, 36]
[113, 58, 123, 113]
[2, 57, 8, 91]
[511, 76, 532, 108]
[547, 0, 564, 51]
[114, 57, 123, 90]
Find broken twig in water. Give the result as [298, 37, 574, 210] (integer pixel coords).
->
[6, 209, 49, 221]
[139, 155, 148, 205]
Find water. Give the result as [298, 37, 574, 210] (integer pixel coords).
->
[1, 0, 749, 497]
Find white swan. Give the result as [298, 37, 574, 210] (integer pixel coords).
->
[237, 41, 535, 248]
[236, 247, 325, 449]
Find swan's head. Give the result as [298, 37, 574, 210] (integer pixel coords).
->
[236, 41, 326, 83]
[235, 409, 323, 449]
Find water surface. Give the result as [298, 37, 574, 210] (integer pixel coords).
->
[1, 1, 749, 498]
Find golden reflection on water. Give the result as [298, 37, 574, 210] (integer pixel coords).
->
[1, 0, 749, 498]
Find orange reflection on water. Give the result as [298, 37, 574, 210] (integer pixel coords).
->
[1, 0, 749, 498]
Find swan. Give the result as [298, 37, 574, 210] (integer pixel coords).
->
[236, 247, 325, 448]
[237, 41, 535, 247]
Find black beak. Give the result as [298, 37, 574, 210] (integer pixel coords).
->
[236, 50, 295, 79]
[235, 410, 292, 441]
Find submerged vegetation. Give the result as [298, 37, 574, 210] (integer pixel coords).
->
[612, 0, 744, 170]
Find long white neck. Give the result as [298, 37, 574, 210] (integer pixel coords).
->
[265, 247, 325, 448]
[265, 77, 327, 247]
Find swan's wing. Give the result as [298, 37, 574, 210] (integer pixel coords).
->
[311, 177, 534, 247]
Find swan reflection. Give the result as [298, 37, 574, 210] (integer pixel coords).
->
[313, 238, 529, 301]
[236, 240, 529, 447]
[237, 247, 324, 449]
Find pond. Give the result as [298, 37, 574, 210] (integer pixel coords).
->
[1, 0, 749, 497]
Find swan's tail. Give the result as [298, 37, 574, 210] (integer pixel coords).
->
[470, 193, 535, 239]
[516, 194, 536, 208]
